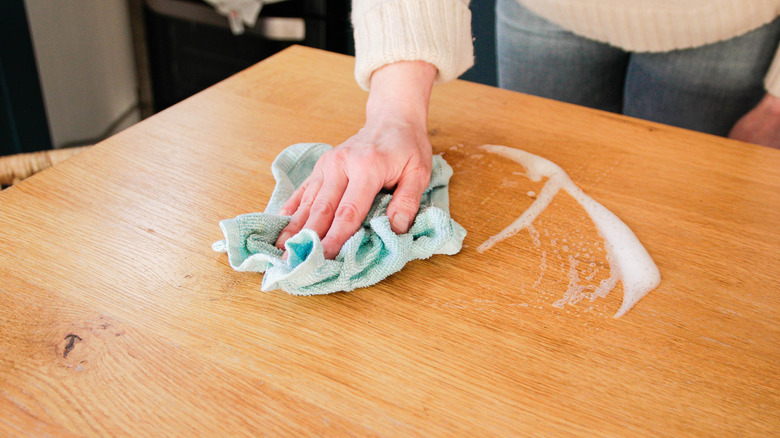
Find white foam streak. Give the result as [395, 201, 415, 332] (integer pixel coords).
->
[477, 174, 560, 253]
[477, 145, 661, 318]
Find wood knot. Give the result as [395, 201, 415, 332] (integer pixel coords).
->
[63, 334, 82, 358]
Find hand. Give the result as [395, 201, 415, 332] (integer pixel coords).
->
[729, 93, 780, 149]
[275, 61, 438, 259]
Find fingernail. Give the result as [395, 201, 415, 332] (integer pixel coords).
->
[276, 231, 290, 249]
[281, 251, 289, 261]
[321, 237, 336, 260]
[392, 213, 411, 234]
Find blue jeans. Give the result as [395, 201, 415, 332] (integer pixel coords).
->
[496, 0, 780, 136]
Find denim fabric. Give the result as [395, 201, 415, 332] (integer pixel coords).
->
[496, 0, 780, 136]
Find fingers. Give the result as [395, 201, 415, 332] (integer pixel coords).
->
[321, 176, 381, 259]
[300, 175, 349, 240]
[275, 166, 354, 252]
[278, 183, 306, 216]
[275, 176, 323, 249]
[273, 119, 433, 260]
[387, 165, 430, 234]
[276, 161, 430, 257]
[276, 173, 379, 260]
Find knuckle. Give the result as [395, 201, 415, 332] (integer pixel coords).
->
[330, 147, 350, 162]
[286, 210, 310, 230]
[280, 197, 301, 215]
[392, 193, 422, 213]
[338, 145, 381, 167]
[320, 148, 349, 168]
[283, 219, 302, 233]
[299, 192, 317, 208]
[407, 162, 432, 178]
[310, 200, 337, 218]
[333, 202, 361, 224]
[352, 150, 380, 167]
[290, 181, 308, 197]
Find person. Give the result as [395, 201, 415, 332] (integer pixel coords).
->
[276, 0, 780, 259]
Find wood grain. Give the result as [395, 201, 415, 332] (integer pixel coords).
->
[1, 46, 779, 436]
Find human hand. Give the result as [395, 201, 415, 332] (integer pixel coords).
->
[275, 61, 438, 259]
[728, 93, 780, 149]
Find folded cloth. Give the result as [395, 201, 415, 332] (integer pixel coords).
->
[212, 142, 467, 295]
[202, 0, 291, 35]
[202, 0, 263, 35]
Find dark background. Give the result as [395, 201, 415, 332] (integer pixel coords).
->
[1, 0, 497, 156]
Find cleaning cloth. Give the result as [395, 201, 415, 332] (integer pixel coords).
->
[212, 142, 466, 295]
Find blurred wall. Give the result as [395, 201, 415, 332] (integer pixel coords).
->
[24, 0, 140, 148]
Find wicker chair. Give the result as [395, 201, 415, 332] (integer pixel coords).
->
[0, 146, 91, 189]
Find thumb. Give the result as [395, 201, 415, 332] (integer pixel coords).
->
[387, 168, 430, 234]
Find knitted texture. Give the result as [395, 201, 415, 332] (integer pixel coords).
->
[517, 0, 780, 52]
[212, 143, 467, 295]
[766, 50, 780, 96]
[351, 0, 780, 94]
[352, 0, 474, 90]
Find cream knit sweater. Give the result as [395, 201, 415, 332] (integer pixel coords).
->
[351, 0, 780, 96]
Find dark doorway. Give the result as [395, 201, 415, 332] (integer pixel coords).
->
[0, 0, 52, 155]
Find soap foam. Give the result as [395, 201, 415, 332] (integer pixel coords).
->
[476, 145, 661, 318]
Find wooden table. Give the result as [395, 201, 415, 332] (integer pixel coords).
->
[2, 46, 779, 436]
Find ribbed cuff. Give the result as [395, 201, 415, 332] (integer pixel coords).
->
[764, 47, 780, 97]
[352, 0, 474, 90]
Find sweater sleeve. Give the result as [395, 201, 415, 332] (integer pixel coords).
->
[764, 45, 780, 97]
[351, 0, 474, 90]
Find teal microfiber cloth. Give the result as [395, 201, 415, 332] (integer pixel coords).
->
[212, 142, 467, 295]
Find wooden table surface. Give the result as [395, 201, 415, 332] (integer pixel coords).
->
[2, 46, 779, 436]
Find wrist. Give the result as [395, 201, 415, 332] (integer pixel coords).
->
[760, 93, 780, 114]
[365, 61, 437, 127]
